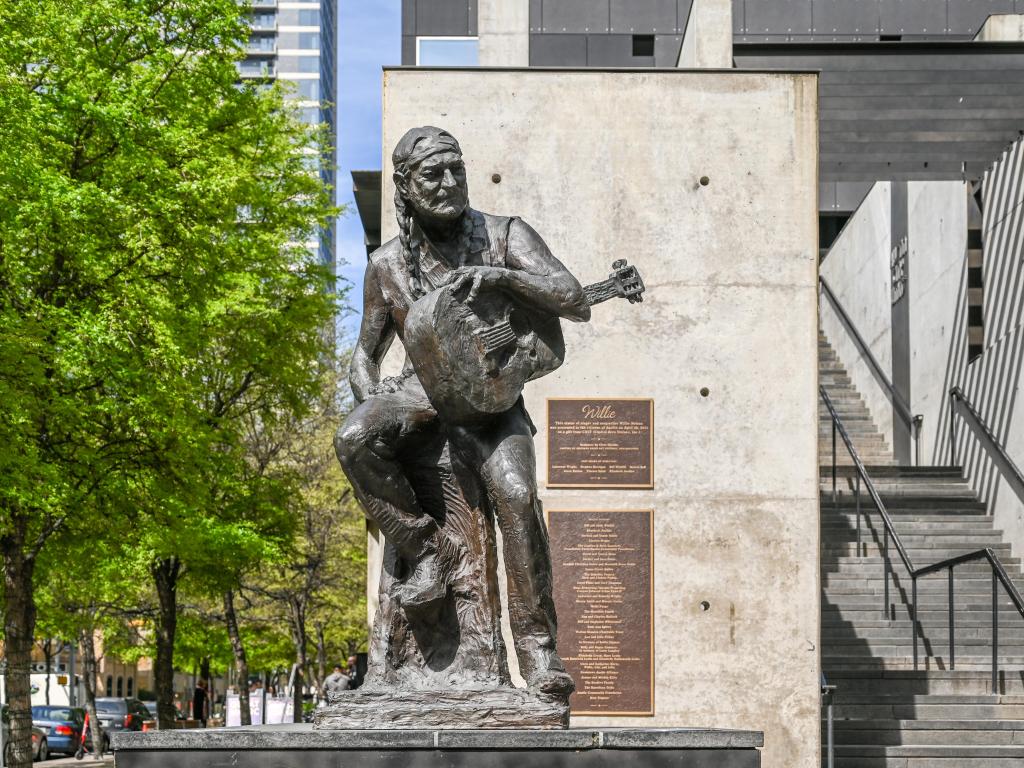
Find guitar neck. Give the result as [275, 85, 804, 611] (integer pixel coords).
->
[583, 278, 620, 307]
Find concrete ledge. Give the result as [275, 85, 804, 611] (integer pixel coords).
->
[113, 725, 764, 751]
[112, 726, 763, 768]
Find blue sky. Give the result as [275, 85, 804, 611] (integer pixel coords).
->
[336, 2, 401, 338]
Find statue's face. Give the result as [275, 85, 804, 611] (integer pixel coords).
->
[402, 150, 469, 223]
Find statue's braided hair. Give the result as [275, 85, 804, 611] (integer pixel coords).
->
[392, 126, 472, 299]
[394, 185, 423, 297]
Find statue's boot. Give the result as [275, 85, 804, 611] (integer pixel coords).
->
[528, 668, 575, 697]
[521, 646, 576, 696]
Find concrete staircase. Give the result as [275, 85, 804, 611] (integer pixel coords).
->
[819, 333, 1024, 766]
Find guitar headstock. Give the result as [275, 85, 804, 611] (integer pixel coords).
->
[610, 259, 645, 304]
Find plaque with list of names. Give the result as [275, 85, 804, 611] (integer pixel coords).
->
[546, 398, 654, 488]
[548, 509, 654, 716]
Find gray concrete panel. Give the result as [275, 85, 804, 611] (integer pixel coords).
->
[879, 0, 947, 35]
[402, 34, 416, 65]
[587, 33, 653, 65]
[415, 0, 471, 36]
[835, 181, 874, 211]
[812, 0, 880, 36]
[542, 0, 610, 33]
[529, 33, 589, 64]
[744, 0, 812, 35]
[468, 0, 478, 35]
[732, 0, 744, 32]
[821, 181, 838, 210]
[948, 0, 1014, 34]
[529, 0, 542, 31]
[610, 0, 680, 33]
[735, 43, 1024, 181]
[402, 0, 415, 35]
[654, 33, 684, 66]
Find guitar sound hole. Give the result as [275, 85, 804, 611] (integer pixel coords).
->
[508, 309, 532, 336]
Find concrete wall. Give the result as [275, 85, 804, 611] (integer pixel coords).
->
[976, 13, 1024, 40]
[819, 182, 896, 450]
[906, 182, 968, 463]
[963, 139, 1024, 553]
[677, 0, 734, 67]
[382, 68, 820, 768]
[478, 0, 528, 66]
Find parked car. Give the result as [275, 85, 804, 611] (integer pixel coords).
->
[31, 704, 85, 756]
[2, 706, 49, 762]
[140, 699, 185, 723]
[95, 696, 150, 737]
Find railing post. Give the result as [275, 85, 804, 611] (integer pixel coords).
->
[883, 526, 890, 620]
[912, 576, 919, 671]
[826, 694, 834, 768]
[913, 415, 923, 467]
[948, 566, 955, 671]
[855, 473, 862, 557]
[993, 570, 999, 694]
[949, 392, 957, 467]
[832, 420, 837, 505]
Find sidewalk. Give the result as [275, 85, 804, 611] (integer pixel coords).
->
[45, 756, 114, 766]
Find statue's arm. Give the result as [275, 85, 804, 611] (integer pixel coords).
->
[498, 218, 591, 322]
[350, 259, 396, 403]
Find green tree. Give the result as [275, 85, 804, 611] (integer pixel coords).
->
[245, 372, 367, 720]
[0, 0, 337, 757]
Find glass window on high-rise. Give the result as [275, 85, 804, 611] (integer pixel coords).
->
[295, 80, 319, 100]
[236, 0, 337, 274]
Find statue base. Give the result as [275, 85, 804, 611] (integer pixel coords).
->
[314, 687, 569, 729]
[112, 726, 763, 768]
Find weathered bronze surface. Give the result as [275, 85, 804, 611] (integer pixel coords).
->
[549, 510, 654, 716]
[319, 127, 643, 729]
[547, 399, 654, 488]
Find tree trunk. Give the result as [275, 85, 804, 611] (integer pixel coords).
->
[42, 638, 53, 705]
[151, 556, 181, 730]
[2, 528, 37, 768]
[288, 601, 307, 723]
[315, 623, 326, 698]
[223, 590, 251, 725]
[79, 627, 104, 756]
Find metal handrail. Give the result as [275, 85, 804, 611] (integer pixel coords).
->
[948, 386, 1024, 507]
[821, 385, 1024, 692]
[820, 673, 836, 768]
[819, 276, 924, 464]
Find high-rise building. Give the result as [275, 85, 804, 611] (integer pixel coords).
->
[239, 0, 338, 275]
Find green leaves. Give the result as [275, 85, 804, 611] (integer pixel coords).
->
[0, 0, 353, 719]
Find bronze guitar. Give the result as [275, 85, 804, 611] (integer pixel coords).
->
[404, 260, 645, 425]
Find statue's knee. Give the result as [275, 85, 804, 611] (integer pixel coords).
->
[334, 418, 369, 470]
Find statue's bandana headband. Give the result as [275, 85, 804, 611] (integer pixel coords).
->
[393, 127, 462, 177]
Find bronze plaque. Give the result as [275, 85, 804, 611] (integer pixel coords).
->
[549, 509, 654, 716]
[546, 398, 654, 488]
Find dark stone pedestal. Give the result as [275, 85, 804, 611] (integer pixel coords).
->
[112, 726, 762, 767]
